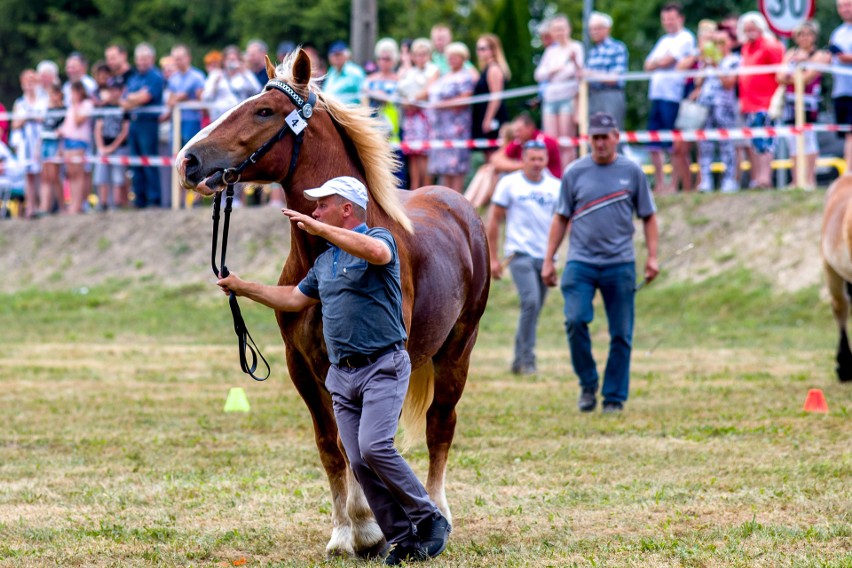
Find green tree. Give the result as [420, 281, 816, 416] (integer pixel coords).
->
[491, 0, 534, 118]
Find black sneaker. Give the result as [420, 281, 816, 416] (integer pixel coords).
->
[578, 388, 597, 412]
[384, 543, 428, 565]
[602, 401, 624, 414]
[417, 512, 452, 558]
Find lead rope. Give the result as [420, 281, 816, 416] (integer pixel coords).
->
[208, 80, 316, 382]
[212, 176, 270, 381]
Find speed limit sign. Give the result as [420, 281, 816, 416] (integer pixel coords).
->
[759, 0, 816, 37]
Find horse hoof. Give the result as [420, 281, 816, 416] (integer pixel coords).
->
[354, 537, 389, 560]
[325, 525, 355, 559]
[835, 361, 852, 382]
[325, 546, 354, 560]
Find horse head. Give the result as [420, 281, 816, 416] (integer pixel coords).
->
[176, 48, 413, 233]
[175, 50, 315, 196]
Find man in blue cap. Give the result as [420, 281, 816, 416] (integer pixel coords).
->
[216, 176, 450, 565]
[323, 41, 366, 104]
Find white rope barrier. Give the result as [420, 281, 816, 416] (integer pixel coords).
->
[3, 61, 852, 121]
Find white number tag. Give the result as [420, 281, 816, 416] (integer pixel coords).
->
[286, 109, 308, 135]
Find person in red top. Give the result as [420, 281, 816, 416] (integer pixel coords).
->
[737, 11, 784, 188]
[491, 112, 563, 178]
[0, 102, 8, 146]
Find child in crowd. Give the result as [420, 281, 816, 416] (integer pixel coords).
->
[39, 83, 65, 215]
[58, 81, 94, 214]
[94, 81, 130, 210]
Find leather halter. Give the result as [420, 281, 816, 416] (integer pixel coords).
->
[211, 79, 317, 381]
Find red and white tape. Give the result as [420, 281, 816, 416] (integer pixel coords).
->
[37, 154, 175, 167]
[8, 123, 849, 169]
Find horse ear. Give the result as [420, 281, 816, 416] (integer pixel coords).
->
[265, 55, 276, 82]
[292, 48, 313, 85]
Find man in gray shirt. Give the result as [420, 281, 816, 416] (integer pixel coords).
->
[542, 113, 659, 413]
[217, 176, 450, 565]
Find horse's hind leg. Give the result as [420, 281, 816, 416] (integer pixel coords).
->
[426, 326, 480, 522]
[825, 263, 852, 381]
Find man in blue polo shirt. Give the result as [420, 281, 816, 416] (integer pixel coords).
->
[121, 42, 164, 208]
[542, 113, 659, 414]
[167, 44, 206, 146]
[216, 176, 450, 565]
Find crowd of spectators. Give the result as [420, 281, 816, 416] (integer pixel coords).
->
[3, 2, 852, 218]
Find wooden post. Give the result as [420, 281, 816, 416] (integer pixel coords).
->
[171, 105, 182, 210]
[793, 65, 807, 189]
[578, 76, 589, 157]
[350, 0, 377, 66]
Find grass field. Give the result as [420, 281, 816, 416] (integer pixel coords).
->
[1, 220, 851, 565]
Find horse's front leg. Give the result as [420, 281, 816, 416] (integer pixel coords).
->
[344, 460, 387, 558]
[285, 350, 352, 555]
[285, 349, 384, 557]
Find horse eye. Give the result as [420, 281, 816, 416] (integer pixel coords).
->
[257, 108, 274, 118]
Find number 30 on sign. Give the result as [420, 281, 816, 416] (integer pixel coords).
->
[759, 0, 816, 38]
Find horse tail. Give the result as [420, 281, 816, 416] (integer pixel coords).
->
[397, 360, 434, 451]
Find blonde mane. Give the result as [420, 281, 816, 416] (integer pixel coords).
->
[274, 53, 414, 234]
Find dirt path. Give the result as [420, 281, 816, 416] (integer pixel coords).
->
[1, 190, 827, 293]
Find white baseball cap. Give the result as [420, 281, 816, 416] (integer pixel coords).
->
[304, 176, 369, 210]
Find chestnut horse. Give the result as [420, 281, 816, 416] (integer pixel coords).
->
[175, 50, 490, 556]
[822, 174, 852, 382]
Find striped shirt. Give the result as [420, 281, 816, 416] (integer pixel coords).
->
[557, 156, 656, 265]
[586, 37, 629, 90]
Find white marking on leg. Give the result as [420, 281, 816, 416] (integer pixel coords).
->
[325, 480, 355, 557]
[326, 524, 354, 557]
[426, 464, 451, 523]
[346, 468, 385, 552]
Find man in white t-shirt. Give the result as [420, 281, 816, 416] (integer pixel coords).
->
[486, 140, 561, 375]
[643, 2, 696, 194]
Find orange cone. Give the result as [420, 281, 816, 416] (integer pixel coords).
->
[803, 389, 829, 413]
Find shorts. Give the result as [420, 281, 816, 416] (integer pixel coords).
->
[543, 98, 575, 116]
[41, 139, 59, 160]
[786, 131, 818, 156]
[94, 147, 129, 186]
[834, 96, 852, 138]
[647, 99, 680, 151]
[63, 139, 89, 151]
[745, 111, 774, 154]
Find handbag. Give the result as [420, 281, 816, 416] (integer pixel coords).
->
[674, 99, 709, 131]
[767, 85, 787, 120]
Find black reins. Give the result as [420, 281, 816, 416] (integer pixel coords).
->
[210, 80, 317, 381]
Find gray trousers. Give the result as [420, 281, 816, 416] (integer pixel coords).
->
[325, 349, 438, 546]
[509, 254, 548, 371]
